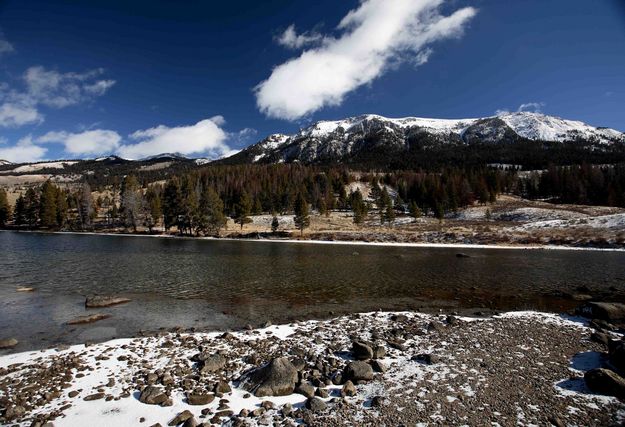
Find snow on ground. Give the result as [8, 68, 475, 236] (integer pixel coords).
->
[1, 310, 622, 426]
[250, 214, 294, 228]
[2, 161, 79, 174]
[517, 213, 625, 231]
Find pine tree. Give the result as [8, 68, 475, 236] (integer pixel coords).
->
[271, 215, 279, 233]
[56, 188, 68, 228]
[293, 192, 310, 236]
[13, 194, 26, 225]
[408, 201, 421, 221]
[196, 186, 226, 236]
[234, 191, 253, 230]
[24, 188, 39, 228]
[163, 178, 183, 232]
[0, 188, 10, 227]
[144, 186, 162, 232]
[39, 181, 58, 228]
[350, 189, 367, 226]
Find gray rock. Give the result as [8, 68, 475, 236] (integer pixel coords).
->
[139, 386, 168, 405]
[352, 341, 373, 360]
[584, 368, 625, 398]
[372, 345, 386, 359]
[295, 382, 315, 398]
[341, 380, 357, 397]
[371, 395, 386, 407]
[214, 380, 231, 394]
[344, 361, 374, 382]
[371, 360, 386, 373]
[305, 397, 327, 412]
[200, 354, 227, 373]
[242, 357, 298, 397]
[168, 410, 193, 426]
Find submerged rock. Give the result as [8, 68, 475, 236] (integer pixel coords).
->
[242, 357, 298, 397]
[0, 337, 18, 349]
[67, 313, 111, 325]
[85, 295, 131, 308]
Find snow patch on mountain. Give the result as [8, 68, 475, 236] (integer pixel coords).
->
[0, 159, 12, 166]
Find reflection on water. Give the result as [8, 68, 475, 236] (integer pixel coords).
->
[1, 231, 624, 351]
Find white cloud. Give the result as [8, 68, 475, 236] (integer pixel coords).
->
[0, 102, 44, 127]
[0, 39, 14, 57]
[276, 25, 323, 49]
[256, 0, 477, 120]
[496, 102, 545, 116]
[0, 66, 115, 128]
[117, 117, 232, 160]
[37, 129, 122, 156]
[24, 66, 116, 108]
[0, 135, 47, 163]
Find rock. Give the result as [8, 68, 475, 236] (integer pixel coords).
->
[182, 418, 197, 427]
[16, 286, 35, 292]
[168, 410, 193, 426]
[412, 353, 440, 365]
[0, 337, 18, 349]
[315, 387, 329, 398]
[352, 341, 373, 360]
[456, 253, 470, 258]
[85, 295, 131, 308]
[584, 368, 625, 398]
[548, 416, 565, 427]
[372, 345, 386, 359]
[591, 332, 610, 347]
[187, 393, 214, 405]
[83, 392, 105, 401]
[214, 380, 231, 394]
[260, 400, 275, 410]
[197, 354, 227, 373]
[427, 322, 445, 333]
[281, 403, 293, 417]
[609, 340, 625, 372]
[341, 380, 357, 397]
[290, 358, 306, 371]
[3, 405, 25, 420]
[576, 302, 625, 323]
[371, 395, 386, 407]
[344, 361, 374, 382]
[390, 314, 408, 322]
[371, 360, 386, 373]
[139, 386, 168, 405]
[305, 397, 327, 412]
[67, 313, 111, 325]
[242, 357, 298, 397]
[295, 382, 315, 398]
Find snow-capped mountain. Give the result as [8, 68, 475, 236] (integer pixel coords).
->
[224, 112, 624, 166]
[0, 160, 12, 166]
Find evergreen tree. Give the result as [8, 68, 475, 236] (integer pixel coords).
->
[196, 186, 226, 236]
[13, 194, 26, 225]
[56, 188, 68, 228]
[271, 215, 279, 233]
[162, 177, 183, 231]
[0, 188, 10, 227]
[24, 188, 39, 228]
[144, 186, 162, 232]
[293, 192, 310, 235]
[350, 189, 367, 226]
[408, 201, 421, 221]
[233, 191, 253, 230]
[39, 181, 58, 228]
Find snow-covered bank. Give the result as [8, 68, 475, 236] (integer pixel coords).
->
[1, 311, 623, 426]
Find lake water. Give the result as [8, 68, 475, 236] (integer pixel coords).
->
[1, 231, 625, 352]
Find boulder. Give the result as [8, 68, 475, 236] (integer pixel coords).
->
[412, 353, 440, 365]
[305, 397, 327, 412]
[372, 345, 386, 359]
[242, 357, 298, 397]
[139, 386, 168, 405]
[352, 341, 373, 360]
[214, 380, 231, 394]
[609, 340, 625, 373]
[344, 361, 374, 382]
[168, 410, 193, 426]
[198, 354, 227, 373]
[341, 380, 357, 397]
[187, 393, 214, 405]
[584, 368, 625, 398]
[85, 295, 131, 308]
[0, 338, 18, 349]
[295, 382, 315, 398]
[576, 302, 625, 323]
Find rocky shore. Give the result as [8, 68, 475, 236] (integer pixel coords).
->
[1, 310, 625, 426]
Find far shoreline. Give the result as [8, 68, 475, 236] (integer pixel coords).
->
[3, 228, 625, 252]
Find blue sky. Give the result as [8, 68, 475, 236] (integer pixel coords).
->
[0, 0, 624, 162]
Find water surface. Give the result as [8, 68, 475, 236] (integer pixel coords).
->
[1, 231, 624, 352]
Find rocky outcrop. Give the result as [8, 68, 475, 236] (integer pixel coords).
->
[241, 357, 298, 397]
